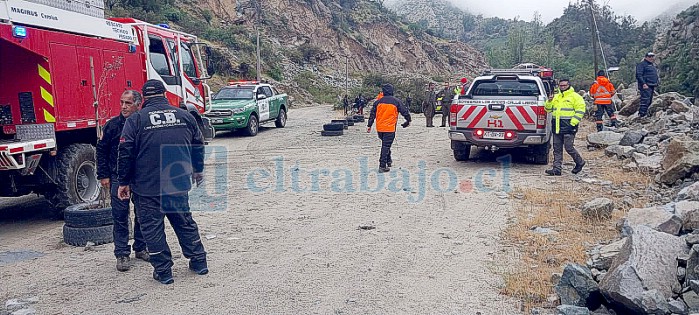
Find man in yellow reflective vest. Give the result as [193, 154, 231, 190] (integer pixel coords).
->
[590, 70, 617, 131]
[544, 79, 586, 176]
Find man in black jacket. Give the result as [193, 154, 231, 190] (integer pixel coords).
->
[636, 52, 660, 117]
[96, 90, 149, 272]
[117, 80, 207, 284]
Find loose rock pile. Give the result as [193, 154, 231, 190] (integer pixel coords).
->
[552, 88, 699, 315]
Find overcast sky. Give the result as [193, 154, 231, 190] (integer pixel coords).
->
[447, 0, 698, 23]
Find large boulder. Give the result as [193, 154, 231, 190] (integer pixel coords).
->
[649, 92, 688, 116]
[588, 131, 624, 147]
[554, 263, 603, 308]
[619, 96, 641, 116]
[588, 238, 627, 271]
[600, 225, 689, 313]
[675, 201, 699, 231]
[672, 100, 691, 113]
[657, 138, 699, 185]
[619, 130, 645, 146]
[686, 245, 699, 285]
[623, 206, 682, 236]
[605, 145, 635, 159]
[556, 305, 591, 315]
[678, 182, 699, 201]
[582, 198, 615, 220]
[634, 154, 663, 172]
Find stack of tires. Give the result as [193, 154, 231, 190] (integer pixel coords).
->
[63, 201, 114, 246]
[352, 115, 365, 123]
[322, 121, 344, 136]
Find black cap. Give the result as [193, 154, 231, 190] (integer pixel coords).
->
[142, 79, 167, 97]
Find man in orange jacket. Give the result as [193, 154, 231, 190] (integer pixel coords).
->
[367, 84, 412, 173]
[590, 70, 617, 131]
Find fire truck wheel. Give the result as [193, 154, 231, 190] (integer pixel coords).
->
[275, 108, 287, 128]
[245, 114, 259, 136]
[63, 224, 114, 247]
[47, 144, 101, 217]
[531, 141, 551, 165]
[63, 202, 113, 228]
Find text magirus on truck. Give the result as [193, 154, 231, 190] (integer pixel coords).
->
[0, 0, 216, 217]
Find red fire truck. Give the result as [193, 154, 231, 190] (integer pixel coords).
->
[0, 0, 216, 215]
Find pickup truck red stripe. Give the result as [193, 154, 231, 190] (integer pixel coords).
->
[467, 107, 488, 129]
[506, 108, 525, 131]
[517, 106, 535, 124]
[461, 105, 477, 121]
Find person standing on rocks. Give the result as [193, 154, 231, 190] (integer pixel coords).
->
[544, 79, 586, 176]
[366, 83, 411, 173]
[117, 80, 208, 285]
[590, 70, 618, 131]
[97, 90, 149, 272]
[422, 82, 437, 127]
[636, 52, 660, 118]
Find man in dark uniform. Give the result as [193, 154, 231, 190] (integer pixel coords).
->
[440, 82, 453, 127]
[97, 90, 149, 272]
[636, 52, 660, 118]
[422, 83, 437, 127]
[117, 80, 207, 284]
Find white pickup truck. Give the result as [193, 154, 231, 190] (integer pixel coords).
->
[448, 68, 556, 164]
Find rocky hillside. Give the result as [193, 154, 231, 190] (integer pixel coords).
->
[655, 4, 699, 101]
[109, 0, 488, 104]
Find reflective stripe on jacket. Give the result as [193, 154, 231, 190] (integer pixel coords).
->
[545, 88, 586, 134]
[590, 76, 615, 105]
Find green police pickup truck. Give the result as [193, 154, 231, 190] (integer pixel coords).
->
[205, 81, 288, 136]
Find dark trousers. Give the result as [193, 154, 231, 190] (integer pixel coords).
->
[111, 180, 146, 258]
[441, 103, 450, 126]
[133, 193, 207, 274]
[377, 132, 395, 168]
[552, 133, 584, 172]
[639, 86, 655, 117]
[594, 104, 617, 130]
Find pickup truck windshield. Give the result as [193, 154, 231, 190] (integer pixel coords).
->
[471, 80, 540, 97]
[214, 87, 254, 100]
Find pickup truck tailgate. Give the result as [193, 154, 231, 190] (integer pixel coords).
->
[454, 99, 543, 131]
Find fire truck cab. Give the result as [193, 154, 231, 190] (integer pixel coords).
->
[0, 0, 215, 215]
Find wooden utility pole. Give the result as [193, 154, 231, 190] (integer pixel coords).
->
[345, 55, 348, 97]
[256, 28, 261, 82]
[588, 0, 599, 75]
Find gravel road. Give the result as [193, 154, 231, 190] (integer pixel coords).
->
[0, 105, 551, 314]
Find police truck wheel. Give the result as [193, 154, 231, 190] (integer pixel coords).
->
[64, 202, 113, 228]
[245, 115, 259, 136]
[323, 123, 344, 131]
[453, 148, 470, 161]
[531, 141, 551, 165]
[46, 144, 101, 218]
[321, 130, 343, 136]
[275, 108, 287, 128]
[63, 225, 114, 247]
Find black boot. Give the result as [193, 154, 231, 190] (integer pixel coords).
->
[572, 160, 586, 174]
[545, 169, 561, 176]
[596, 124, 603, 132]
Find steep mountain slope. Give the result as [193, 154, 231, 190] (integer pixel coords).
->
[655, 4, 699, 99]
[109, 0, 488, 103]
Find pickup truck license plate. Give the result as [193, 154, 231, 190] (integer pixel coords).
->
[211, 118, 223, 124]
[483, 131, 505, 139]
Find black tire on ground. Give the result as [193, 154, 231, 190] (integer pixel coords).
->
[531, 141, 551, 165]
[275, 108, 287, 128]
[64, 202, 113, 228]
[321, 130, 343, 136]
[353, 115, 364, 121]
[245, 114, 259, 136]
[45, 144, 101, 218]
[346, 121, 354, 126]
[63, 224, 114, 246]
[323, 123, 344, 131]
[331, 119, 348, 126]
